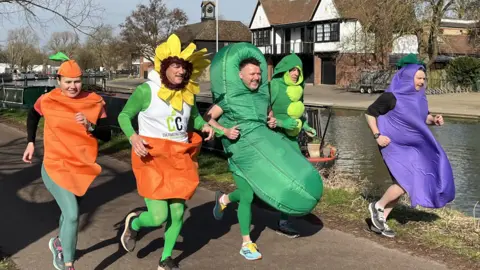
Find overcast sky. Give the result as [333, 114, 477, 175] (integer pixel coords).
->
[0, 0, 258, 46]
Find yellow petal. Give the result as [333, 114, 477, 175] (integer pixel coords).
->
[158, 86, 174, 101]
[192, 58, 211, 71]
[187, 48, 208, 62]
[182, 90, 195, 106]
[154, 56, 161, 72]
[186, 81, 200, 94]
[190, 69, 205, 81]
[166, 34, 181, 57]
[170, 91, 184, 111]
[180, 43, 196, 60]
[155, 42, 171, 62]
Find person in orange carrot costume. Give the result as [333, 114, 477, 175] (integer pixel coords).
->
[118, 34, 217, 270]
[22, 52, 111, 270]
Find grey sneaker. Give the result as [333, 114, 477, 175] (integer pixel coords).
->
[276, 220, 300, 238]
[48, 237, 64, 270]
[368, 202, 385, 230]
[158, 256, 180, 270]
[121, 212, 139, 252]
[382, 223, 396, 238]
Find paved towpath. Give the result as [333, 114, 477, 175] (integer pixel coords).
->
[0, 123, 449, 269]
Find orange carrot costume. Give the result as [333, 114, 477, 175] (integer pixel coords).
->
[39, 88, 105, 196]
[131, 132, 203, 200]
[27, 54, 110, 267]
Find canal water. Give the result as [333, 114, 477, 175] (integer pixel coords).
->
[318, 109, 480, 217]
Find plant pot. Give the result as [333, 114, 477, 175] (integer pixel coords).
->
[322, 146, 331, 157]
[307, 143, 321, 158]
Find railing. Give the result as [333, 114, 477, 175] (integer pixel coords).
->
[258, 41, 315, 55]
[0, 87, 24, 105]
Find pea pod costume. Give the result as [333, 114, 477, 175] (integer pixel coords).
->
[270, 53, 316, 151]
[210, 43, 323, 216]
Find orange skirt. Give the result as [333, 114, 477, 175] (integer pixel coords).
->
[131, 132, 203, 200]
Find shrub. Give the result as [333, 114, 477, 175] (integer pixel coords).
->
[445, 57, 480, 91]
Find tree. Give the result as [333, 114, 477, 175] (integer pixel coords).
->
[0, 0, 103, 35]
[46, 31, 80, 58]
[335, 0, 417, 68]
[451, 0, 479, 19]
[413, 0, 456, 67]
[5, 27, 40, 71]
[119, 0, 188, 62]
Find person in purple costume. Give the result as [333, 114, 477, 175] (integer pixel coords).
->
[364, 54, 455, 238]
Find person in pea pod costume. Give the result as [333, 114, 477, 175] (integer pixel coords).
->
[270, 53, 317, 152]
[205, 43, 323, 261]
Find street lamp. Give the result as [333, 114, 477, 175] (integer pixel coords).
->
[216, 0, 218, 52]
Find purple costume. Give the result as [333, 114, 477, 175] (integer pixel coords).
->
[377, 64, 455, 208]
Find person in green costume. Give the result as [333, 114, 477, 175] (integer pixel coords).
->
[267, 53, 319, 237]
[270, 53, 317, 151]
[204, 43, 323, 261]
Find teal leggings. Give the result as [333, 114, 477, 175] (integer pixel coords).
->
[41, 164, 79, 263]
[131, 198, 185, 261]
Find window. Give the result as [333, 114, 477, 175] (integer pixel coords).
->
[316, 22, 340, 42]
[253, 29, 271, 46]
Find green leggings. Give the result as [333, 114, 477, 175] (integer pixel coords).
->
[228, 174, 289, 236]
[41, 164, 79, 263]
[131, 198, 185, 261]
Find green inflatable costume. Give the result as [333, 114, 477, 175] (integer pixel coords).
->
[270, 53, 316, 152]
[210, 43, 323, 216]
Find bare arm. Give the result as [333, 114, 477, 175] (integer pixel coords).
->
[204, 104, 239, 139]
[204, 104, 226, 132]
[425, 114, 435, 125]
[365, 114, 380, 135]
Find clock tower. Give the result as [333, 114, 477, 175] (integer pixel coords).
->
[201, 1, 216, 21]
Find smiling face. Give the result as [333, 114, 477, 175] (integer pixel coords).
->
[239, 63, 261, 91]
[414, 69, 426, 91]
[289, 67, 300, 83]
[57, 76, 82, 97]
[166, 63, 186, 85]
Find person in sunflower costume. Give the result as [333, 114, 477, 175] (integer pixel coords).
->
[118, 34, 216, 270]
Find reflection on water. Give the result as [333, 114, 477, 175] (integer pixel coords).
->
[319, 109, 480, 217]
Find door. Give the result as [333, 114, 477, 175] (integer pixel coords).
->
[321, 57, 336, 85]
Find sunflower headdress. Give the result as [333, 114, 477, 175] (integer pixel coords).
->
[154, 34, 210, 111]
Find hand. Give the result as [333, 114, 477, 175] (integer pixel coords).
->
[130, 134, 149, 157]
[267, 115, 277, 129]
[22, 142, 35, 163]
[201, 124, 215, 141]
[434, 115, 444, 126]
[303, 123, 317, 136]
[224, 125, 240, 140]
[277, 117, 297, 130]
[75, 112, 89, 129]
[376, 135, 391, 147]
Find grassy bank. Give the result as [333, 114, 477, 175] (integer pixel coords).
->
[1, 108, 479, 269]
[0, 252, 17, 270]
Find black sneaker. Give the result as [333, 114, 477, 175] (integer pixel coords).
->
[158, 257, 179, 270]
[368, 202, 385, 230]
[121, 212, 139, 252]
[276, 220, 300, 238]
[381, 223, 396, 238]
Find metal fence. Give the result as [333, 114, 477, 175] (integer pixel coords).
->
[425, 78, 479, 95]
